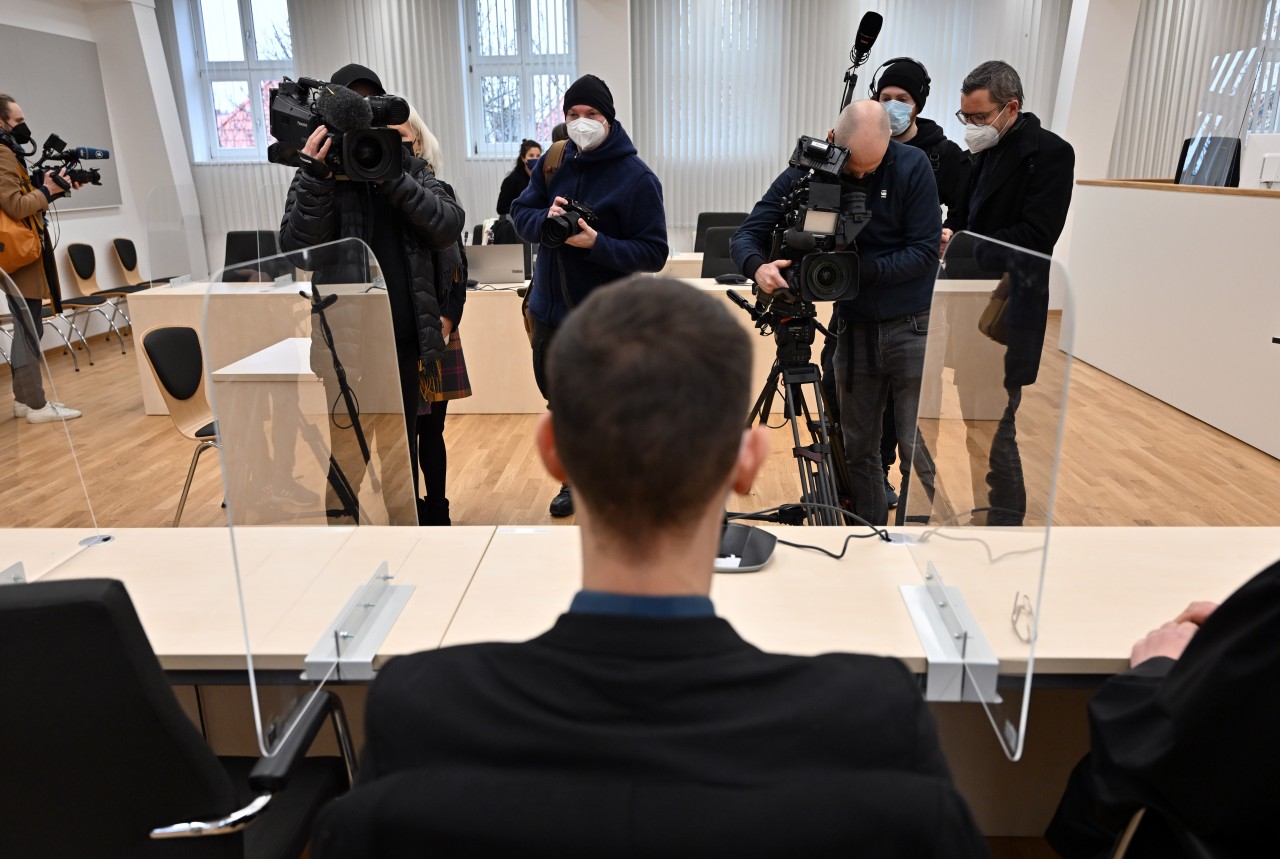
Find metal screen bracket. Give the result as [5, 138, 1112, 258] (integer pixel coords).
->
[303, 562, 414, 681]
[900, 562, 999, 703]
[1, 562, 26, 586]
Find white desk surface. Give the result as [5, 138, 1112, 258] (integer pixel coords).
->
[212, 337, 314, 382]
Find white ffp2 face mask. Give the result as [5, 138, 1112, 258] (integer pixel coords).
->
[567, 117, 607, 151]
[963, 104, 1010, 154]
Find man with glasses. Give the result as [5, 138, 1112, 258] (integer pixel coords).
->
[946, 61, 1074, 526]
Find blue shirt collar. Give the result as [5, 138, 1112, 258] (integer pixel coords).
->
[569, 590, 715, 619]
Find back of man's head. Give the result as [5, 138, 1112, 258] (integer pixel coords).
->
[833, 100, 891, 176]
[547, 278, 752, 547]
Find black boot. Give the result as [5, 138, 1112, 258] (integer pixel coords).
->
[422, 497, 451, 526]
[549, 484, 574, 517]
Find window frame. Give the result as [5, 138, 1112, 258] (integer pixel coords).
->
[188, 0, 294, 163]
[461, 0, 577, 160]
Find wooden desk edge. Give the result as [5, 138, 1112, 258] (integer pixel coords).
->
[1077, 178, 1280, 199]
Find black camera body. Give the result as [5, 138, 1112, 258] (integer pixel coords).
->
[768, 136, 872, 303]
[32, 134, 107, 187]
[268, 77, 407, 182]
[541, 198, 599, 248]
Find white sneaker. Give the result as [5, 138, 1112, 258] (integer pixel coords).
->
[13, 402, 29, 418]
[25, 402, 82, 423]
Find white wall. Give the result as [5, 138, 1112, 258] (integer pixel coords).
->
[0, 0, 202, 359]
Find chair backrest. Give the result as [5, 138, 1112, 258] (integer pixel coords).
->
[142, 326, 214, 440]
[223, 231, 290, 281]
[0, 578, 241, 858]
[694, 211, 748, 252]
[1175, 136, 1241, 187]
[699, 226, 741, 278]
[471, 224, 485, 246]
[65, 242, 100, 297]
[112, 237, 143, 285]
[313, 767, 983, 857]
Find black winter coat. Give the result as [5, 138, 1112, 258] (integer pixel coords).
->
[904, 117, 970, 231]
[279, 157, 466, 374]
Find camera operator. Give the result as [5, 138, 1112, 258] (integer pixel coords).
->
[278, 64, 465, 522]
[509, 74, 669, 518]
[0, 93, 82, 423]
[731, 100, 940, 526]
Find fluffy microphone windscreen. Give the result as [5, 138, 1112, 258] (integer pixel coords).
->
[316, 84, 373, 132]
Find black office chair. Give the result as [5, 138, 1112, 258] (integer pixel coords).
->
[223, 231, 292, 282]
[699, 226, 741, 278]
[1109, 808, 1221, 859]
[693, 211, 748, 253]
[312, 767, 985, 857]
[1175, 136, 1241, 187]
[0, 578, 352, 858]
[471, 224, 485, 246]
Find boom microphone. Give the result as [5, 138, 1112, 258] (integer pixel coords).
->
[70, 146, 110, 160]
[315, 83, 373, 133]
[853, 12, 883, 61]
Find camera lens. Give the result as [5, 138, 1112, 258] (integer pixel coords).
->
[807, 258, 844, 300]
[352, 139, 383, 170]
[541, 214, 574, 247]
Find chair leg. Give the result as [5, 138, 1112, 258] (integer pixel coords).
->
[43, 320, 80, 371]
[174, 440, 218, 527]
[64, 313, 94, 365]
[89, 306, 126, 354]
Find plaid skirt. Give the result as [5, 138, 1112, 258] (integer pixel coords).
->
[429, 329, 472, 402]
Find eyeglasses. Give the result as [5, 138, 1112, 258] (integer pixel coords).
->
[1011, 591, 1036, 644]
[955, 104, 1007, 127]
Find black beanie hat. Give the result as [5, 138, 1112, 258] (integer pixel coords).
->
[563, 74, 615, 124]
[331, 63, 386, 96]
[876, 60, 928, 111]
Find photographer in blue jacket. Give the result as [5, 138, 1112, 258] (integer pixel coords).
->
[511, 74, 669, 518]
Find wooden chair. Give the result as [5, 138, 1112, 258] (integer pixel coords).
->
[110, 237, 172, 289]
[140, 326, 220, 526]
[63, 243, 127, 355]
[0, 296, 84, 371]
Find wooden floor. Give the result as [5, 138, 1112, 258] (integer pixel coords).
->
[4, 315, 1280, 531]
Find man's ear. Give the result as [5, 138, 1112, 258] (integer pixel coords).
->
[535, 411, 569, 483]
[826, 128, 835, 144]
[732, 426, 771, 495]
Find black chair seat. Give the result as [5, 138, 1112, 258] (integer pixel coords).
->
[98, 284, 151, 296]
[195, 421, 218, 439]
[62, 295, 109, 307]
[222, 756, 347, 859]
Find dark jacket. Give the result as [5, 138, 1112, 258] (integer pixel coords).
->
[946, 112, 1074, 386]
[496, 167, 529, 216]
[279, 155, 466, 369]
[905, 117, 970, 230]
[313, 612, 989, 857]
[510, 121, 668, 326]
[731, 140, 941, 323]
[1047, 560, 1280, 859]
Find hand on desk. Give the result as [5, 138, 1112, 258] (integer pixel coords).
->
[1128, 600, 1220, 667]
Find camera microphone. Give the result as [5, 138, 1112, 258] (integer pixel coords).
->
[316, 83, 374, 132]
[70, 146, 110, 160]
[784, 228, 817, 252]
[853, 12, 883, 61]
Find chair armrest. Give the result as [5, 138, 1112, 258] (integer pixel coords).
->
[249, 689, 342, 793]
[151, 793, 272, 839]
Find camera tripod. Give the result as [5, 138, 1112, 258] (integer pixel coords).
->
[728, 291, 853, 526]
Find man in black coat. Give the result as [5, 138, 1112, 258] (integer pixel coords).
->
[1046, 560, 1280, 858]
[946, 60, 1074, 526]
[311, 278, 989, 858]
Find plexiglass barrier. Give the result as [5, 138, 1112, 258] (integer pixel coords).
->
[1, 269, 107, 582]
[144, 184, 206, 284]
[900, 231, 1071, 761]
[203, 237, 419, 755]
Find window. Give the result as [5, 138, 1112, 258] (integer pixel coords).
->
[461, 0, 576, 158]
[189, 0, 293, 161]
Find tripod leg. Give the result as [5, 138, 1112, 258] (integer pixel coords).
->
[747, 362, 784, 428]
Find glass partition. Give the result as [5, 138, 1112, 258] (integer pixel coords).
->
[203, 238, 418, 755]
[0, 269, 106, 582]
[144, 183, 207, 284]
[900, 231, 1071, 761]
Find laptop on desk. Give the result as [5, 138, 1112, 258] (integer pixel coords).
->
[467, 244, 527, 286]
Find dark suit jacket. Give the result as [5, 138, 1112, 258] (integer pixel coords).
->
[314, 612, 989, 857]
[1047, 560, 1280, 858]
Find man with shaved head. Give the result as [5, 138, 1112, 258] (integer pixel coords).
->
[731, 100, 941, 525]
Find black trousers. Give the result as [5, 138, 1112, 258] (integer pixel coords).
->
[530, 316, 558, 402]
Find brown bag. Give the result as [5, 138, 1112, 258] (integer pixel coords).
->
[522, 140, 571, 344]
[978, 274, 1011, 345]
[0, 170, 42, 272]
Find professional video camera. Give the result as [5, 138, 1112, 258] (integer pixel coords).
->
[768, 136, 871, 304]
[541, 198, 599, 248]
[32, 133, 109, 188]
[267, 76, 408, 182]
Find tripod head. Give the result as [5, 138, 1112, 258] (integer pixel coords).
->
[726, 289, 830, 368]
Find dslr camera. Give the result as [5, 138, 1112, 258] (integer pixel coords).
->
[768, 136, 871, 303]
[541, 198, 599, 248]
[32, 133, 109, 188]
[267, 77, 409, 182]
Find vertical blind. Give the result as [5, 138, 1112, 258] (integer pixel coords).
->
[631, 0, 1073, 248]
[1108, 0, 1271, 179]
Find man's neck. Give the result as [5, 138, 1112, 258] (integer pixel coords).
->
[578, 504, 721, 597]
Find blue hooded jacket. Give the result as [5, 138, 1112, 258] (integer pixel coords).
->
[730, 140, 941, 323]
[510, 120, 669, 326]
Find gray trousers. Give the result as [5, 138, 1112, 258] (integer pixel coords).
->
[8, 295, 47, 410]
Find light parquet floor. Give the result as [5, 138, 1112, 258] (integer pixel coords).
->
[3, 316, 1280, 532]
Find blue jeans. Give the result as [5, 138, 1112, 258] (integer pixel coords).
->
[834, 312, 936, 526]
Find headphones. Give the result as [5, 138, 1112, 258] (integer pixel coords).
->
[868, 57, 932, 102]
